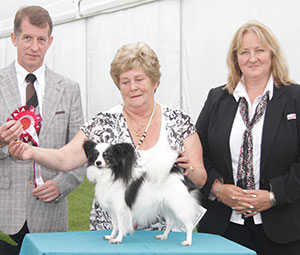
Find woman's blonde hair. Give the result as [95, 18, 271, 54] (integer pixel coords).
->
[225, 20, 293, 94]
[110, 42, 161, 88]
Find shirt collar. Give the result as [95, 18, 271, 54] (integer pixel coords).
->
[233, 75, 274, 102]
[15, 61, 45, 86]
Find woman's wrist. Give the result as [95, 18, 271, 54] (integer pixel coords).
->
[189, 165, 194, 174]
[213, 178, 223, 200]
[215, 182, 222, 199]
[187, 165, 206, 188]
[187, 165, 196, 182]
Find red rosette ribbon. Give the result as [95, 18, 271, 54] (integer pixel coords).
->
[7, 105, 42, 145]
[8, 105, 44, 187]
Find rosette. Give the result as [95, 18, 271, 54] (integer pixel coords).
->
[7, 105, 42, 145]
[8, 105, 43, 187]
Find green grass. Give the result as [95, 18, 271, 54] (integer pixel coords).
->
[0, 230, 18, 246]
[67, 177, 95, 232]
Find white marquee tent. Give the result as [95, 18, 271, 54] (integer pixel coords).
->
[0, 0, 300, 121]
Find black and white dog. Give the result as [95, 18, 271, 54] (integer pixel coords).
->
[83, 140, 202, 246]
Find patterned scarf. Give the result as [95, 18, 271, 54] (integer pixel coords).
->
[236, 92, 269, 189]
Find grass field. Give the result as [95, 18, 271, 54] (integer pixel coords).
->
[67, 177, 95, 232]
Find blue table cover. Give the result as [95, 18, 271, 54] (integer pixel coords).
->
[20, 230, 256, 255]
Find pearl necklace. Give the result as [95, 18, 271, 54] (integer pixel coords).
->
[124, 104, 156, 151]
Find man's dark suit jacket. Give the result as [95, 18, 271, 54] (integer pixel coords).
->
[196, 83, 300, 244]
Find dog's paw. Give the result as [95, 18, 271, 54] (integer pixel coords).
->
[109, 238, 122, 244]
[155, 234, 167, 240]
[181, 240, 192, 246]
[103, 235, 113, 241]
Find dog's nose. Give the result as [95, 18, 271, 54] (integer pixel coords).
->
[95, 160, 102, 167]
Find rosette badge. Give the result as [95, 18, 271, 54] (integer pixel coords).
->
[8, 105, 44, 187]
[7, 105, 42, 145]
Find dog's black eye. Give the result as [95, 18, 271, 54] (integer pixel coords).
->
[103, 151, 109, 162]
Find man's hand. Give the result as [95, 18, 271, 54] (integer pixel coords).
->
[32, 180, 60, 202]
[0, 120, 23, 146]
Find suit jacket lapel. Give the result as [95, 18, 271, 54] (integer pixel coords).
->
[218, 94, 239, 179]
[260, 85, 285, 174]
[0, 62, 22, 116]
[39, 67, 64, 139]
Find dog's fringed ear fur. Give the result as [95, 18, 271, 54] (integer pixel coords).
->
[83, 140, 97, 158]
[105, 143, 136, 184]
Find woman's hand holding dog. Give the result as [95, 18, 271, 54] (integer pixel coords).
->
[176, 150, 206, 189]
[176, 151, 191, 174]
[8, 140, 34, 161]
[176, 150, 200, 178]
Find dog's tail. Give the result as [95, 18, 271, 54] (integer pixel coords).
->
[143, 146, 178, 183]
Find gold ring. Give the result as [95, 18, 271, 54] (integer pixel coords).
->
[189, 166, 194, 172]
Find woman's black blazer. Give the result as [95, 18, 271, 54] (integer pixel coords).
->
[196, 83, 300, 244]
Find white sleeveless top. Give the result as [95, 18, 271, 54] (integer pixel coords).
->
[135, 109, 168, 175]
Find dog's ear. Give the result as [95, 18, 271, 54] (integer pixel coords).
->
[83, 140, 97, 158]
[106, 143, 136, 183]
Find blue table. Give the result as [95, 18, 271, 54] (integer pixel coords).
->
[20, 230, 256, 255]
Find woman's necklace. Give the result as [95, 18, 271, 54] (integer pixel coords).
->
[133, 122, 146, 137]
[135, 104, 156, 150]
[124, 104, 156, 151]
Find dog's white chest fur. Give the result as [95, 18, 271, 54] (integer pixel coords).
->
[87, 166, 126, 210]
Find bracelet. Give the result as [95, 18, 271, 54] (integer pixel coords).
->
[269, 191, 277, 207]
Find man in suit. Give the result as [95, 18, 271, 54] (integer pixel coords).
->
[0, 6, 85, 254]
